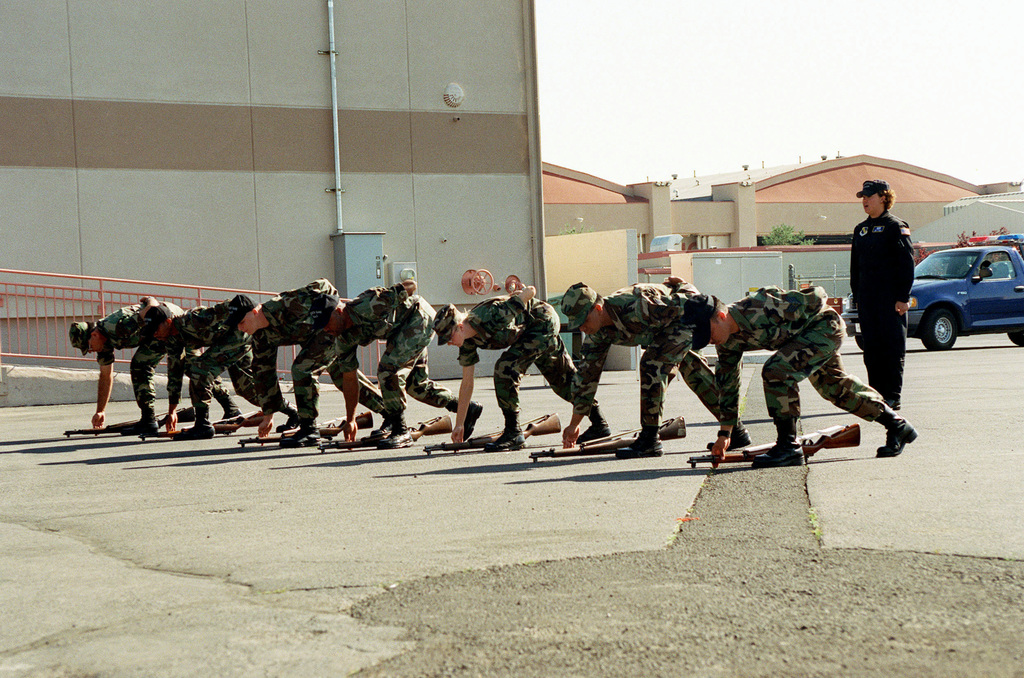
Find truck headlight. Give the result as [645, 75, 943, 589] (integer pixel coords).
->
[908, 297, 918, 309]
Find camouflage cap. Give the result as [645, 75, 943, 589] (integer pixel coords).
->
[309, 294, 341, 331]
[68, 321, 94, 355]
[560, 282, 600, 331]
[433, 304, 459, 346]
[681, 294, 717, 351]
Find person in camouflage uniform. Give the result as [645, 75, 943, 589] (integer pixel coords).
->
[703, 285, 918, 468]
[143, 296, 299, 440]
[69, 298, 183, 436]
[235, 279, 383, 447]
[433, 285, 609, 451]
[320, 278, 479, 449]
[559, 280, 752, 459]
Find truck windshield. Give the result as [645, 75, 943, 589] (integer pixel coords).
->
[915, 251, 979, 280]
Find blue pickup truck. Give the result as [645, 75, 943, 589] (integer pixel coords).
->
[843, 238, 1024, 350]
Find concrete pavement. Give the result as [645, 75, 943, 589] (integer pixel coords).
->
[1, 335, 1022, 675]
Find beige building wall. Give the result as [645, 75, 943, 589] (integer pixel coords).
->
[0, 0, 542, 303]
[546, 229, 638, 298]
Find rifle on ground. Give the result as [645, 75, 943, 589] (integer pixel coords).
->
[63, 407, 196, 437]
[686, 423, 861, 469]
[422, 413, 561, 455]
[528, 416, 686, 462]
[147, 411, 264, 439]
[317, 415, 452, 452]
[236, 412, 374, 447]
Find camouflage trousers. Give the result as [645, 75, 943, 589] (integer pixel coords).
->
[289, 343, 383, 421]
[325, 364, 391, 417]
[186, 343, 260, 416]
[371, 304, 455, 415]
[494, 308, 575, 413]
[637, 324, 714, 427]
[130, 340, 232, 415]
[761, 311, 885, 421]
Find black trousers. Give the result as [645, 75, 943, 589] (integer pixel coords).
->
[857, 301, 907, 403]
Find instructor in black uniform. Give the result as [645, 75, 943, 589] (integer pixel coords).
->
[850, 179, 915, 412]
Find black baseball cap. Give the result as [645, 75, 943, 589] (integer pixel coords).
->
[857, 179, 890, 198]
[309, 294, 340, 330]
[141, 303, 173, 338]
[225, 294, 256, 328]
[682, 294, 716, 351]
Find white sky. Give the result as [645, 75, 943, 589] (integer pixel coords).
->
[534, 0, 1024, 187]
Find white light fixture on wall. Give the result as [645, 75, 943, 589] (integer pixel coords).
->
[443, 83, 464, 108]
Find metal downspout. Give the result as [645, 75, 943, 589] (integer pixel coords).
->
[326, 0, 344, 234]
[522, 0, 546, 298]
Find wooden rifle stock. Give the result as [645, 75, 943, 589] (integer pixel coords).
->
[529, 416, 686, 462]
[211, 411, 265, 433]
[318, 415, 452, 452]
[687, 423, 861, 468]
[422, 413, 560, 455]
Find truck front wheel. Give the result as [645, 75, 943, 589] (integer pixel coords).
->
[920, 309, 957, 350]
[1008, 330, 1024, 347]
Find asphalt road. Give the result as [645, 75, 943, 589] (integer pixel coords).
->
[1, 335, 1022, 676]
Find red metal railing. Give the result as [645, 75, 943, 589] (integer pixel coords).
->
[0, 268, 381, 380]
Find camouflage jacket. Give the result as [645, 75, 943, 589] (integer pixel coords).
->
[457, 294, 537, 367]
[715, 285, 834, 425]
[332, 283, 422, 370]
[165, 300, 251, 405]
[573, 281, 699, 414]
[255, 278, 338, 348]
[93, 302, 183, 367]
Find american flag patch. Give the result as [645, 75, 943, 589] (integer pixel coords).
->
[900, 227, 911, 236]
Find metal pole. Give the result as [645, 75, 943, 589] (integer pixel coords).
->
[327, 0, 344, 234]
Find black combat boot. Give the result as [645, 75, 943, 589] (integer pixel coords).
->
[214, 390, 243, 420]
[173, 408, 215, 440]
[616, 425, 663, 459]
[276, 402, 300, 433]
[751, 418, 804, 468]
[378, 411, 413, 449]
[461, 401, 484, 440]
[875, 406, 917, 457]
[577, 404, 612, 444]
[485, 409, 526, 451]
[279, 419, 320, 448]
[368, 411, 393, 440]
[122, 407, 159, 437]
[730, 421, 752, 449]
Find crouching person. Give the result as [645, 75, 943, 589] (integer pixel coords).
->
[700, 285, 918, 468]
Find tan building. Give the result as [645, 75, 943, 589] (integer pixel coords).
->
[0, 0, 545, 301]
[544, 155, 1016, 251]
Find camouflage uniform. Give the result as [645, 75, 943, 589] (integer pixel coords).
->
[571, 282, 719, 428]
[715, 286, 886, 426]
[164, 300, 256, 416]
[453, 295, 575, 412]
[331, 283, 455, 415]
[89, 302, 183, 413]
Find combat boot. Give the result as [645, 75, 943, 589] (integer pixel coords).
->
[368, 414, 393, 440]
[378, 412, 413, 449]
[173, 409, 215, 440]
[279, 419, 320, 448]
[730, 421, 752, 449]
[462, 401, 484, 439]
[875, 406, 917, 457]
[485, 409, 526, 451]
[121, 407, 159, 437]
[276, 402, 300, 433]
[616, 425, 663, 459]
[577, 404, 612, 444]
[751, 418, 804, 468]
[214, 390, 243, 420]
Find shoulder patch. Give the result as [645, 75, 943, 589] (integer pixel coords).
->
[900, 226, 911, 236]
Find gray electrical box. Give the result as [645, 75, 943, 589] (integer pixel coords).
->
[387, 261, 418, 286]
[330, 232, 385, 297]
